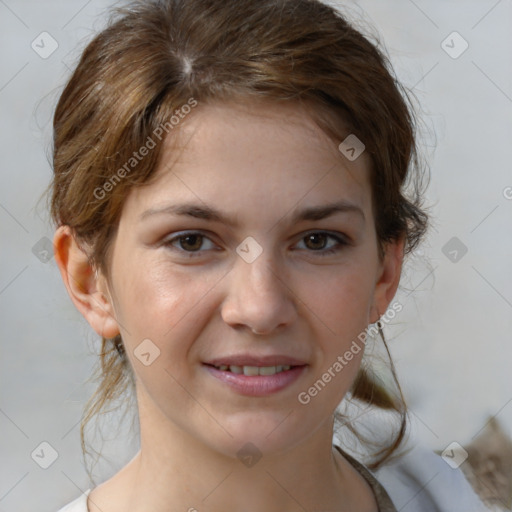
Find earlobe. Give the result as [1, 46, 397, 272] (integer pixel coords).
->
[369, 236, 405, 324]
[53, 225, 120, 339]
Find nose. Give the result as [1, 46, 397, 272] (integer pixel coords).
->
[220, 251, 297, 336]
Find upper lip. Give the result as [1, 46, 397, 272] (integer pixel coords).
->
[204, 354, 308, 367]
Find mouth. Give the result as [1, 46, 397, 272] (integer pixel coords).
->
[204, 363, 298, 376]
[202, 359, 308, 396]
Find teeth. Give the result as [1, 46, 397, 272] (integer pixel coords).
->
[243, 366, 260, 376]
[215, 364, 292, 375]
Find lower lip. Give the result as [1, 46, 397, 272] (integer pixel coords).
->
[203, 364, 307, 396]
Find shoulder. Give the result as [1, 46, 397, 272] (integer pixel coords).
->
[56, 489, 90, 512]
[370, 443, 490, 512]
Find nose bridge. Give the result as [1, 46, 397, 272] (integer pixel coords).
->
[221, 243, 296, 334]
[243, 250, 279, 297]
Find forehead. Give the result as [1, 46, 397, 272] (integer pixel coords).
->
[123, 100, 372, 221]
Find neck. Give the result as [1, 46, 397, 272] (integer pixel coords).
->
[97, 386, 370, 512]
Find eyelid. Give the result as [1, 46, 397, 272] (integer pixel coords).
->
[299, 229, 350, 244]
[162, 230, 218, 252]
[294, 230, 350, 256]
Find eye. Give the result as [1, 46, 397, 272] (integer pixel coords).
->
[295, 231, 348, 256]
[163, 231, 216, 256]
[162, 230, 349, 258]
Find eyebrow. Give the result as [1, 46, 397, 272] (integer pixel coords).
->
[139, 199, 365, 226]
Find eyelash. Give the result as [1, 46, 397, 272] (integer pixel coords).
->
[162, 230, 349, 258]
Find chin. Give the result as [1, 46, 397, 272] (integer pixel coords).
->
[216, 411, 314, 458]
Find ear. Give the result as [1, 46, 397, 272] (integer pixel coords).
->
[369, 235, 405, 324]
[53, 225, 120, 338]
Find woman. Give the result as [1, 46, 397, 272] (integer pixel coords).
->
[49, 0, 488, 510]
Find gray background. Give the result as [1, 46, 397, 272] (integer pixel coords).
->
[1, 1, 511, 511]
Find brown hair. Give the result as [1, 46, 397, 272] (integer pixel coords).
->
[46, 0, 429, 478]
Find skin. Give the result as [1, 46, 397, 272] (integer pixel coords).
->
[54, 100, 404, 512]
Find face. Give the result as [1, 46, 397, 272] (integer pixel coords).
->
[72, 100, 403, 459]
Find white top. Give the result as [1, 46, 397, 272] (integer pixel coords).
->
[56, 442, 490, 511]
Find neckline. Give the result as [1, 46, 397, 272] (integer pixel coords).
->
[333, 444, 397, 512]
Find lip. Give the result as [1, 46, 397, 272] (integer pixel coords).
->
[203, 363, 308, 397]
[204, 354, 308, 367]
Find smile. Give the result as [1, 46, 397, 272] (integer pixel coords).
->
[203, 363, 308, 396]
[210, 364, 292, 375]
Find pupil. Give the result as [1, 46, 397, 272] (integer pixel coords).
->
[307, 233, 325, 250]
[181, 235, 202, 251]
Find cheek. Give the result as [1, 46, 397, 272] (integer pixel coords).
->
[114, 257, 222, 351]
[298, 260, 375, 339]
[295, 264, 374, 409]
[114, 263, 215, 396]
